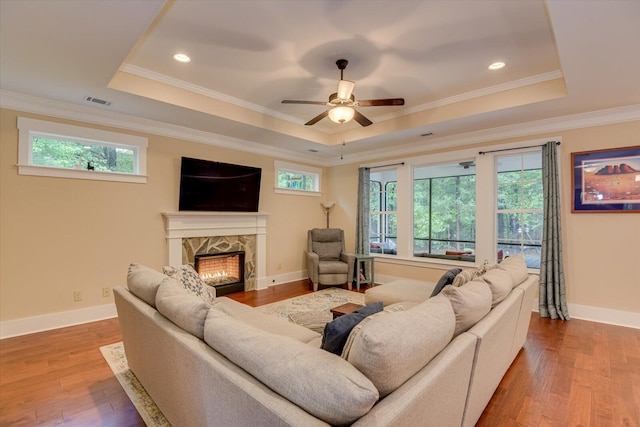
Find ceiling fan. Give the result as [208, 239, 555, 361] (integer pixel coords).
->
[282, 59, 404, 127]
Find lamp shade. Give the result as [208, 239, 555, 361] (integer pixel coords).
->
[328, 106, 355, 124]
[321, 201, 335, 210]
[337, 80, 355, 100]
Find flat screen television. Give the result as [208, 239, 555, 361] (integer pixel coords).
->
[179, 157, 261, 212]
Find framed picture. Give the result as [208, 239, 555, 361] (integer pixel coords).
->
[571, 145, 640, 213]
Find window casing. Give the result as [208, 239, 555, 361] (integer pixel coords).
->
[274, 160, 321, 196]
[361, 138, 554, 271]
[17, 117, 147, 183]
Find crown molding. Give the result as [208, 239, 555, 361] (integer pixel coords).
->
[0, 90, 327, 166]
[119, 64, 306, 125]
[334, 104, 640, 165]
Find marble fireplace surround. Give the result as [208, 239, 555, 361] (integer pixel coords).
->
[162, 212, 270, 291]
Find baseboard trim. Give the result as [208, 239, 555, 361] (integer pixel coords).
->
[264, 270, 308, 289]
[533, 298, 639, 329]
[0, 303, 118, 339]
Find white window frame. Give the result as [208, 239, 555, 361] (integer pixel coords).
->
[274, 160, 321, 196]
[362, 137, 557, 272]
[17, 117, 148, 183]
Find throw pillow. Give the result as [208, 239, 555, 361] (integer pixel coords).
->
[205, 307, 379, 425]
[155, 281, 210, 339]
[346, 294, 455, 397]
[441, 281, 492, 336]
[163, 264, 216, 304]
[321, 302, 383, 355]
[498, 254, 529, 287]
[478, 268, 513, 306]
[430, 268, 463, 297]
[341, 304, 406, 359]
[451, 269, 475, 287]
[127, 263, 178, 307]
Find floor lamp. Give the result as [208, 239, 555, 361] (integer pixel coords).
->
[321, 202, 335, 228]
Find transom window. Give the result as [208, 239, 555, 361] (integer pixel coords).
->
[17, 117, 147, 183]
[274, 161, 321, 195]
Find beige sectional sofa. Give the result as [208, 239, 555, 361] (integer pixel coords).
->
[114, 256, 536, 426]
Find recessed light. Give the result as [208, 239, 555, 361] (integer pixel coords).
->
[173, 53, 191, 63]
[488, 61, 506, 70]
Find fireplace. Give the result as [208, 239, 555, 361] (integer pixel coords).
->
[195, 252, 245, 296]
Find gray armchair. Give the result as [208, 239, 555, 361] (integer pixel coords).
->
[306, 228, 355, 292]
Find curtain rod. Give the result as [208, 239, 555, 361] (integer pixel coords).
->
[366, 162, 405, 170]
[479, 141, 560, 155]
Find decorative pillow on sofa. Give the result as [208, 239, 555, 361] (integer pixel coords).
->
[341, 304, 405, 359]
[451, 263, 497, 287]
[162, 264, 215, 304]
[478, 268, 513, 306]
[204, 306, 379, 425]
[127, 263, 177, 308]
[321, 302, 383, 355]
[498, 254, 529, 287]
[441, 281, 492, 336]
[430, 268, 463, 297]
[346, 294, 455, 397]
[155, 281, 210, 339]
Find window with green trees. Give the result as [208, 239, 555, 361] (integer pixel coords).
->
[369, 169, 397, 255]
[413, 162, 476, 258]
[496, 152, 543, 267]
[32, 137, 134, 173]
[274, 160, 321, 194]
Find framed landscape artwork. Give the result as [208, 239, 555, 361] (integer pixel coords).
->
[571, 146, 640, 213]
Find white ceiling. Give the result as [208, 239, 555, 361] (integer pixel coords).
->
[1, 0, 639, 165]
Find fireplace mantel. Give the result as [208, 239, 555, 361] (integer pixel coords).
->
[162, 212, 270, 289]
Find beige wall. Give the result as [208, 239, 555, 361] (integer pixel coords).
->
[329, 120, 640, 315]
[0, 108, 327, 322]
[1, 106, 638, 323]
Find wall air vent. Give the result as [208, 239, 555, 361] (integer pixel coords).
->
[85, 96, 112, 106]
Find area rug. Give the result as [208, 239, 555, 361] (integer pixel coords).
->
[258, 287, 365, 320]
[100, 342, 170, 427]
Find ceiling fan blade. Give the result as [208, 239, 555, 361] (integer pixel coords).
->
[353, 110, 373, 127]
[355, 98, 405, 107]
[282, 100, 328, 105]
[305, 110, 329, 126]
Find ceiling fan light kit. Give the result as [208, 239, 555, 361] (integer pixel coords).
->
[282, 59, 404, 127]
[328, 106, 355, 124]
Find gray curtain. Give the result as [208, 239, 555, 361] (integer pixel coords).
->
[355, 167, 370, 281]
[539, 141, 569, 320]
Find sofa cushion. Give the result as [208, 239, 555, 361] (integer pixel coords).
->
[205, 307, 379, 426]
[347, 294, 455, 397]
[214, 297, 320, 343]
[341, 303, 406, 359]
[430, 268, 463, 297]
[321, 302, 383, 355]
[312, 241, 342, 261]
[155, 281, 210, 339]
[498, 254, 529, 287]
[162, 264, 216, 304]
[478, 268, 513, 306]
[127, 263, 175, 307]
[441, 281, 492, 336]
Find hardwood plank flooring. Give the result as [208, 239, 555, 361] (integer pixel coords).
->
[1, 280, 638, 426]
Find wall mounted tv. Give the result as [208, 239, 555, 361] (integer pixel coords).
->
[179, 157, 261, 212]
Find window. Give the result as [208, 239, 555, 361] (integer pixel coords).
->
[413, 162, 476, 260]
[17, 117, 147, 183]
[274, 160, 321, 196]
[369, 169, 397, 255]
[496, 152, 543, 268]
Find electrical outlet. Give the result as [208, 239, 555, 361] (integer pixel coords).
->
[102, 287, 111, 298]
[73, 291, 82, 302]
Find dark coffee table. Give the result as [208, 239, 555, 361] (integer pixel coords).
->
[330, 303, 363, 319]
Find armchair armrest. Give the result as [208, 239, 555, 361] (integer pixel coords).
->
[306, 251, 320, 284]
[340, 252, 356, 289]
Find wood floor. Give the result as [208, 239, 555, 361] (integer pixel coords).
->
[1, 280, 639, 426]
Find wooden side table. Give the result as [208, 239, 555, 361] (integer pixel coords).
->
[330, 303, 363, 319]
[354, 254, 375, 291]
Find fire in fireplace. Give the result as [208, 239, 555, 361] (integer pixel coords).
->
[194, 251, 245, 296]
